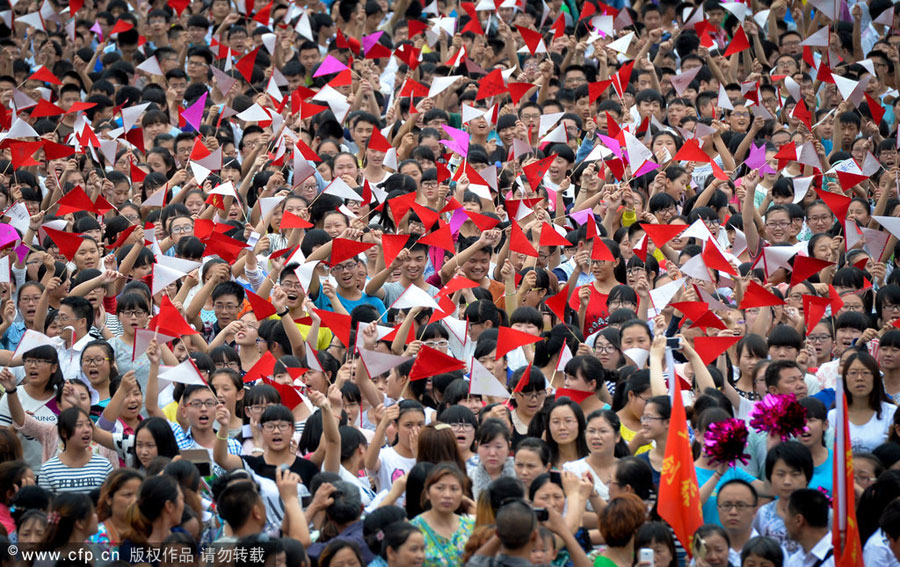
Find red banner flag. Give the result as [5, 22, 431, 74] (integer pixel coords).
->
[833, 377, 864, 567]
[657, 388, 704, 556]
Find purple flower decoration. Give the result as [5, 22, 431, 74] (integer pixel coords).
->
[703, 418, 751, 467]
[749, 393, 808, 441]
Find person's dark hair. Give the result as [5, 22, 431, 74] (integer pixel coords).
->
[614, 457, 655, 500]
[764, 360, 803, 390]
[217, 481, 263, 531]
[60, 296, 94, 329]
[363, 505, 407, 554]
[585, 409, 631, 457]
[740, 536, 785, 567]
[380, 520, 420, 560]
[56, 406, 91, 450]
[319, 540, 364, 567]
[634, 522, 678, 567]
[842, 351, 891, 417]
[41, 492, 94, 550]
[765, 441, 814, 483]
[879, 497, 900, 541]
[495, 499, 537, 549]
[787, 488, 830, 528]
[132, 417, 179, 465]
[545, 397, 588, 464]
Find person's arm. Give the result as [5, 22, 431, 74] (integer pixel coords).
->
[100, 370, 139, 425]
[365, 249, 408, 300]
[682, 333, 740, 410]
[699, 464, 725, 505]
[439, 229, 501, 283]
[275, 466, 312, 547]
[356, 323, 389, 409]
[648, 330, 668, 397]
[213, 404, 244, 471]
[0, 368, 24, 427]
[741, 170, 761, 258]
[545, 507, 591, 567]
[144, 340, 166, 418]
[310, 388, 341, 474]
[185, 263, 230, 323]
[711, 125, 736, 171]
[391, 306, 423, 355]
[561, 471, 591, 534]
[365, 404, 399, 473]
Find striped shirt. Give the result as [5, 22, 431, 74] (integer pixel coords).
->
[37, 454, 113, 493]
[170, 421, 242, 477]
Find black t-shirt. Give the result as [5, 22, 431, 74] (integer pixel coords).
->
[242, 455, 320, 488]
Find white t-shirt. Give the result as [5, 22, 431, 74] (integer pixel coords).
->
[828, 402, 898, 452]
[370, 446, 415, 493]
[561, 457, 610, 509]
[0, 388, 59, 472]
[340, 465, 376, 506]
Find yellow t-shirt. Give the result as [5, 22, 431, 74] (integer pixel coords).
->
[267, 315, 334, 351]
[620, 423, 653, 455]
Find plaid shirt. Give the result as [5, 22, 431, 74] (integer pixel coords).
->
[170, 421, 242, 477]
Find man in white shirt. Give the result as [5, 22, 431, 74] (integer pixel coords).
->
[56, 296, 94, 381]
[718, 479, 761, 566]
[784, 489, 833, 567]
[878, 499, 900, 563]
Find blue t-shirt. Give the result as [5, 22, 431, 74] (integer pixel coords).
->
[808, 449, 833, 497]
[313, 291, 386, 317]
[696, 465, 760, 526]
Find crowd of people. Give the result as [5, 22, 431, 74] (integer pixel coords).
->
[0, 0, 900, 565]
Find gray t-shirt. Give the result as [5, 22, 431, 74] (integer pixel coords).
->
[381, 281, 440, 308]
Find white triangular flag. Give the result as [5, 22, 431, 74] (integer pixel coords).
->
[649, 277, 685, 313]
[607, 32, 634, 54]
[428, 75, 462, 98]
[294, 261, 319, 292]
[624, 131, 653, 172]
[323, 177, 363, 201]
[156, 255, 201, 273]
[12, 330, 59, 361]
[306, 341, 324, 371]
[800, 26, 829, 46]
[359, 348, 412, 378]
[152, 263, 189, 295]
[258, 196, 286, 220]
[624, 348, 650, 368]
[469, 358, 510, 398]
[136, 56, 163, 76]
[539, 112, 564, 137]
[671, 66, 702, 96]
[236, 103, 271, 122]
[132, 328, 179, 361]
[391, 283, 441, 310]
[792, 176, 813, 204]
[159, 357, 207, 385]
[539, 123, 567, 145]
[555, 342, 573, 373]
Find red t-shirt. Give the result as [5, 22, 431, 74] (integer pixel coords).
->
[568, 284, 609, 336]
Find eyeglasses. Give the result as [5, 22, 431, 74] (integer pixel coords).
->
[56, 313, 73, 323]
[449, 422, 475, 432]
[807, 215, 833, 223]
[120, 310, 148, 318]
[846, 370, 874, 379]
[171, 225, 193, 234]
[421, 181, 438, 188]
[515, 390, 547, 401]
[215, 361, 241, 370]
[883, 303, 900, 313]
[331, 262, 357, 273]
[640, 415, 666, 423]
[23, 359, 53, 366]
[717, 502, 754, 511]
[82, 357, 110, 366]
[765, 221, 791, 229]
[247, 404, 274, 414]
[608, 301, 636, 310]
[214, 303, 240, 312]
[187, 400, 218, 409]
[424, 340, 449, 348]
[807, 334, 831, 343]
[280, 281, 300, 291]
[842, 304, 865, 312]
[261, 422, 293, 432]
[594, 344, 617, 354]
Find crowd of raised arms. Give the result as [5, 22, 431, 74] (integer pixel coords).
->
[3, 0, 900, 566]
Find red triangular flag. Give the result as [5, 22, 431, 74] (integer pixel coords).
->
[522, 155, 555, 189]
[545, 284, 569, 323]
[417, 222, 455, 253]
[591, 238, 615, 261]
[496, 326, 542, 359]
[28, 66, 62, 85]
[802, 294, 830, 335]
[55, 187, 96, 216]
[814, 187, 851, 220]
[331, 238, 375, 266]
[790, 256, 835, 287]
[476, 68, 506, 100]
[672, 139, 710, 163]
[409, 345, 465, 380]
[539, 223, 570, 247]
[29, 98, 65, 118]
[555, 388, 595, 403]
[243, 351, 277, 382]
[739, 281, 785, 309]
[465, 211, 500, 232]
[641, 223, 686, 247]
[865, 92, 885, 124]
[366, 127, 392, 153]
[43, 227, 85, 260]
[382, 234, 410, 268]
[245, 289, 277, 321]
[313, 308, 352, 348]
[235, 47, 260, 83]
[693, 335, 742, 365]
[149, 295, 198, 336]
[281, 210, 314, 229]
[41, 139, 75, 160]
[701, 242, 737, 275]
[723, 26, 750, 56]
[509, 221, 538, 257]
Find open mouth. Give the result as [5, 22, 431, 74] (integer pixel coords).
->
[87, 369, 100, 381]
[126, 402, 140, 412]
[286, 293, 298, 302]
[197, 415, 210, 425]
